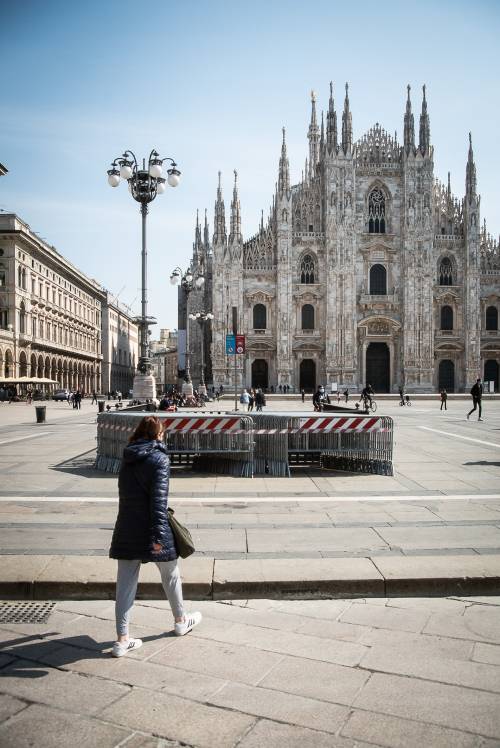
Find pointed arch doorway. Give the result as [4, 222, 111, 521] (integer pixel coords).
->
[438, 359, 455, 392]
[251, 359, 268, 389]
[365, 342, 390, 393]
[299, 359, 316, 392]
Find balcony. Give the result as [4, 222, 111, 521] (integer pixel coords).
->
[359, 293, 398, 309]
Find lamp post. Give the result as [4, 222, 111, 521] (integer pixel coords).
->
[106, 149, 180, 401]
[188, 311, 214, 396]
[170, 266, 204, 396]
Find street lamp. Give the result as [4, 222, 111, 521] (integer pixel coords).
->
[106, 149, 180, 401]
[170, 265, 204, 396]
[188, 311, 214, 396]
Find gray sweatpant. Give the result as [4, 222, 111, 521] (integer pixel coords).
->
[115, 559, 185, 637]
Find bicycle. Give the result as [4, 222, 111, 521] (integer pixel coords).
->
[362, 397, 377, 413]
[399, 395, 412, 407]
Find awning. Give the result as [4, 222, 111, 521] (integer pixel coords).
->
[0, 377, 60, 385]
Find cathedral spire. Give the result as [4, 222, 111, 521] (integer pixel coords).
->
[341, 83, 352, 155]
[466, 132, 477, 202]
[320, 111, 325, 151]
[404, 84, 415, 154]
[418, 84, 430, 155]
[278, 127, 290, 196]
[213, 171, 226, 245]
[229, 169, 241, 243]
[327, 81, 338, 152]
[193, 209, 202, 259]
[203, 208, 210, 250]
[308, 90, 320, 176]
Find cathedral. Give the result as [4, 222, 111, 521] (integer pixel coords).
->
[182, 83, 500, 393]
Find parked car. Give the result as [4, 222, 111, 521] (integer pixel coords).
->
[52, 389, 70, 401]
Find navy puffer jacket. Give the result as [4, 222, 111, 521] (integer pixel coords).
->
[110, 439, 177, 562]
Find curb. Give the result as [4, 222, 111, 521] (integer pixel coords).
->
[1, 555, 499, 600]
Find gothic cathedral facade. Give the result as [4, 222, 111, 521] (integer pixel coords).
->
[183, 84, 500, 393]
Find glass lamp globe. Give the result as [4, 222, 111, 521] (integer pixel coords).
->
[167, 171, 180, 187]
[156, 178, 166, 194]
[185, 272, 193, 284]
[120, 163, 133, 180]
[149, 161, 162, 178]
[107, 171, 120, 187]
[195, 275, 205, 288]
[170, 273, 179, 285]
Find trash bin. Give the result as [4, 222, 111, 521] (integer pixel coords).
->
[98, 400, 105, 413]
[35, 406, 46, 423]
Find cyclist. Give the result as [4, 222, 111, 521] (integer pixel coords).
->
[361, 383, 374, 411]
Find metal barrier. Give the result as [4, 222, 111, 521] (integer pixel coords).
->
[288, 414, 394, 476]
[95, 412, 254, 477]
[95, 410, 393, 478]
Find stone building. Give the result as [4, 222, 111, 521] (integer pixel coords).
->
[101, 291, 138, 396]
[0, 213, 104, 392]
[184, 84, 500, 393]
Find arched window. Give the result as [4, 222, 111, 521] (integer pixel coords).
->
[301, 304, 315, 330]
[253, 303, 267, 330]
[370, 264, 387, 295]
[300, 254, 315, 284]
[19, 301, 26, 334]
[18, 266, 22, 287]
[439, 257, 453, 286]
[486, 306, 498, 331]
[368, 188, 386, 233]
[441, 305, 453, 331]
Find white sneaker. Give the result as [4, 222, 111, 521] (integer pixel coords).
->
[112, 638, 143, 657]
[175, 612, 202, 636]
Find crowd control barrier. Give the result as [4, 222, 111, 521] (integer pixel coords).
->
[95, 410, 393, 478]
[95, 412, 254, 477]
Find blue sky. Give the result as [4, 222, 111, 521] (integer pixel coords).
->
[2, 0, 499, 329]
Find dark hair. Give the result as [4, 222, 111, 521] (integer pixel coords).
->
[128, 416, 164, 444]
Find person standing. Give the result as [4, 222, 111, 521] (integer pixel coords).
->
[255, 388, 266, 412]
[239, 389, 250, 412]
[109, 415, 201, 656]
[343, 388, 349, 403]
[91, 391, 98, 404]
[26, 389, 33, 405]
[467, 378, 483, 421]
[440, 389, 448, 411]
[301, 388, 305, 403]
[248, 388, 255, 412]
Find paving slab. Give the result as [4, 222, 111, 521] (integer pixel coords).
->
[0, 703, 131, 748]
[339, 601, 431, 633]
[99, 686, 256, 748]
[213, 557, 384, 598]
[236, 718, 361, 748]
[353, 672, 500, 739]
[341, 710, 479, 748]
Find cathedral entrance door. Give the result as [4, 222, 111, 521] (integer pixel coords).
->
[438, 359, 455, 392]
[299, 359, 316, 392]
[252, 359, 268, 389]
[365, 343, 390, 393]
[484, 359, 499, 392]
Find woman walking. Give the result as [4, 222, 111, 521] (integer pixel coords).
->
[109, 416, 201, 657]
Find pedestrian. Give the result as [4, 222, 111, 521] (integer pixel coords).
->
[467, 378, 483, 421]
[336, 390, 341, 404]
[239, 388, 250, 412]
[255, 388, 266, 411]
[26, 389, 33, 405]
[440, 389, 448, 411]
[343, 388, 349, 403]
[279, 384, 282, 394]
[109, 415, 201, 656]
[301, 388, 305, 403]
[248, 388, 255, 412]
[398, 386, 405, 406]
[313, 387, 322, 412]
[91, 390, 98, 405]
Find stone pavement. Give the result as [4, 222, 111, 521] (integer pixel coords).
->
[1, 595, 500, 747]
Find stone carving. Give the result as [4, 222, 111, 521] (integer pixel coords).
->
[368, 320, 390, 335]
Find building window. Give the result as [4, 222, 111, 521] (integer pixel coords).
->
[439, 257, 453, 286]
[32, 317, 37, 336]
[0, 264, 5, 287]
[301, 304, 315, 330]
[19, 302, 26, 334]
[0, 308, 8, 329]
[253, 304, 267, 330]
[300, 254, 316, 284]
[441, 305, 453, 331]
[486, 305, 498, 331]
[369, 264, 387, 295]
[368, 188, 386, 234]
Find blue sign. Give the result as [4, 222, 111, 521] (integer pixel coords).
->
[225, 334, 235, 354]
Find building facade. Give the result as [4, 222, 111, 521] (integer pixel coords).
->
[0, 213, 104, 391]
[184, 84, 500, 393]
[101, 292, 138, 396]
[151, 328, 178, 394]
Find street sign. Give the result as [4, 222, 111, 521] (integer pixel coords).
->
[236, 334, 245, 354]
[225, 334, 235, 354]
